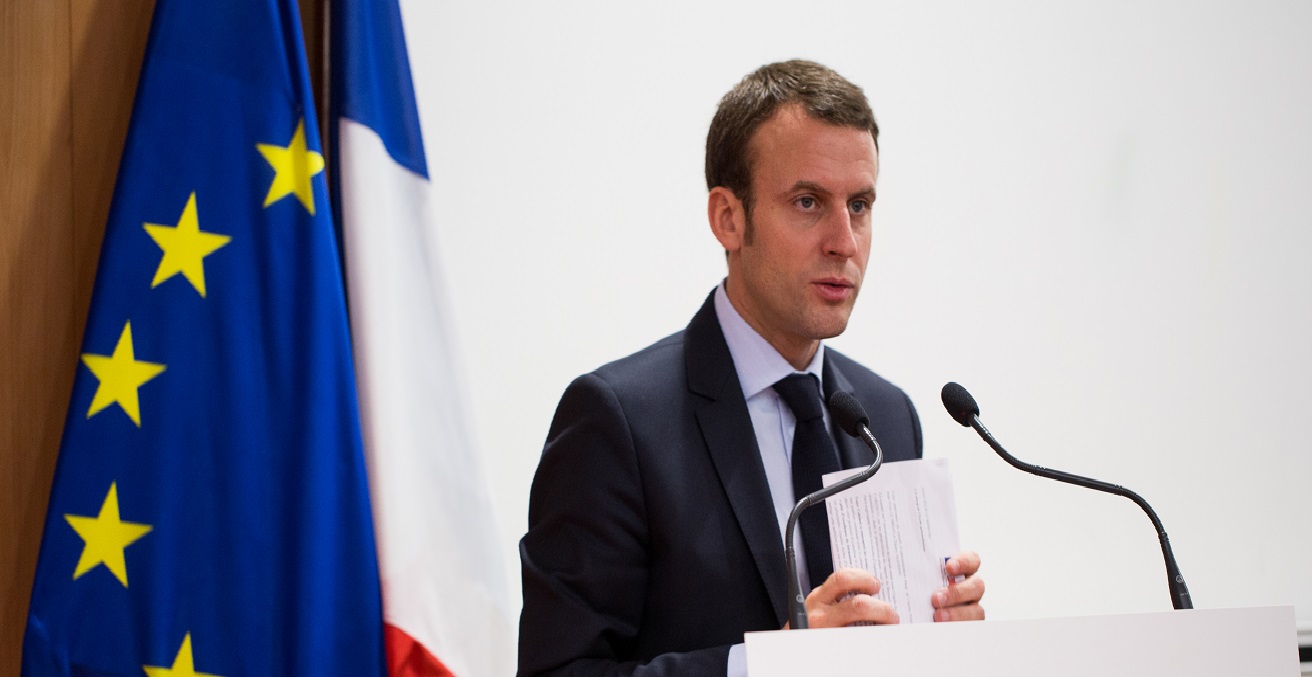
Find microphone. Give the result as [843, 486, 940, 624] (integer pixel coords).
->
[785, 391, 886, 630]
[940, 382, 1192, 610]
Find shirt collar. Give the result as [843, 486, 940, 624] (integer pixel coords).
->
[714, 281, 824, 400]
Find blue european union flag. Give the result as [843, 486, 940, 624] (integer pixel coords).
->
[22, 0, 385, 674]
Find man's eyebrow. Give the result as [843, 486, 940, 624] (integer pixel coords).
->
[789, 181, 876, 200]
[789, 181, 832, 196]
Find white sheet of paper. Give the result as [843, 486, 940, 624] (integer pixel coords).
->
[822, 458, 961, 624]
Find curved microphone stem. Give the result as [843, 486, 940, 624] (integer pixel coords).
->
[785, 427, 884, 629]
[968, 416, 1192, 610]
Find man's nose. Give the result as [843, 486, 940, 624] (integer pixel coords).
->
[823, 209, 859, 258]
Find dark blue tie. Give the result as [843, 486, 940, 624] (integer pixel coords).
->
[773, 373, 840, 590]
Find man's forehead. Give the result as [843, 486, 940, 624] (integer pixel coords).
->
[748, 107, 879, 187]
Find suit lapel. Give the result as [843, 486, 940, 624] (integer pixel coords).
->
[823, 350, 876, 469]
[684, 293, 788, 623]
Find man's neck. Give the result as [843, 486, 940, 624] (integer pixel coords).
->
[722, 281, 820, 370]
[773, 337, 819, 371]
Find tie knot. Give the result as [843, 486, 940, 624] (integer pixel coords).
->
[774, 373, 824, 422]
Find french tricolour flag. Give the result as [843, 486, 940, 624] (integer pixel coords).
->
[331, 1, 513, 675]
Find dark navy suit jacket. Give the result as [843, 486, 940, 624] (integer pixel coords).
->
[518, 291, 923, 676]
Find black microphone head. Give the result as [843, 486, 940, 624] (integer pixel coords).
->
[941, 382, 980, 427]
[827, 391, 870, 438]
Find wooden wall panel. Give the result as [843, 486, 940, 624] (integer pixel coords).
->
[1, 1, 326, 672]
[68, 0, 157, 325]
[1, 2, 78, 672]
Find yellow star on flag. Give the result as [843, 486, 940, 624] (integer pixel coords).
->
[257, 118, 325, 214]
[64, 482, 153, 587]
[81, 321, 166, 427]
[144, 192, 231, 297]
[144, 633, 225, 677]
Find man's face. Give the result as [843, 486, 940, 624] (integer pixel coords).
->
[724, 105, 878, 365]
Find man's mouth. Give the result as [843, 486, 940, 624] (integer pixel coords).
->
[813, 278, 856, 301]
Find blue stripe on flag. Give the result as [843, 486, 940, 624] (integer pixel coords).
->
[333, 0, 429, 178]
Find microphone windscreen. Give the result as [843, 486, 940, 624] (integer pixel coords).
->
[827, 391, 870, 437]
[941, 382, 980, 427]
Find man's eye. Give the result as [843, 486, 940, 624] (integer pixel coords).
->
[798, 196, 816, 209]
[850, 200, 869, 214]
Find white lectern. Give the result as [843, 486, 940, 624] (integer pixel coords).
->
[745, 606, 1297, 676]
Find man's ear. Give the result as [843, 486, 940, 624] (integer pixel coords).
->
[708, 186, 747, 253]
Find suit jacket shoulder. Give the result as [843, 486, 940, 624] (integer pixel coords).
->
[823, 347, 924, 461]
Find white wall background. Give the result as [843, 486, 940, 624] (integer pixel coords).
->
[400, 0, 1312, 638]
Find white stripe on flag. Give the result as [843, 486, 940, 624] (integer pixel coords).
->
[339, 116, 514, 677]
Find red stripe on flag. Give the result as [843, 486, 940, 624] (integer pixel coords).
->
[385, 623, 456, 677]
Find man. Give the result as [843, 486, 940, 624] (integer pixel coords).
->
[518, 60, 984, 676]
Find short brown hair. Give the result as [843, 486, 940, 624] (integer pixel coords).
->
[705, 60, 879, 215]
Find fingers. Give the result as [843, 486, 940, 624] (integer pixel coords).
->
[813, 568, 881, 601]
[934, 602, 985, 622]
[805, 568, 900, 628]
[933, 552, 986, 623]
[808, 593, 901, 628]
[828, 593, 901, 626]
[945, 551, 980, 578]
[932, 575, 985, 609]
[804, 563, 987, 627]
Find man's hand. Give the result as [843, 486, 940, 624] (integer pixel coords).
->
[801, 568, 900, 628]
[932, 551, 985, 622]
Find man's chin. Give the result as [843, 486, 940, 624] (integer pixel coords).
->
[803, 314, 854, 341]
